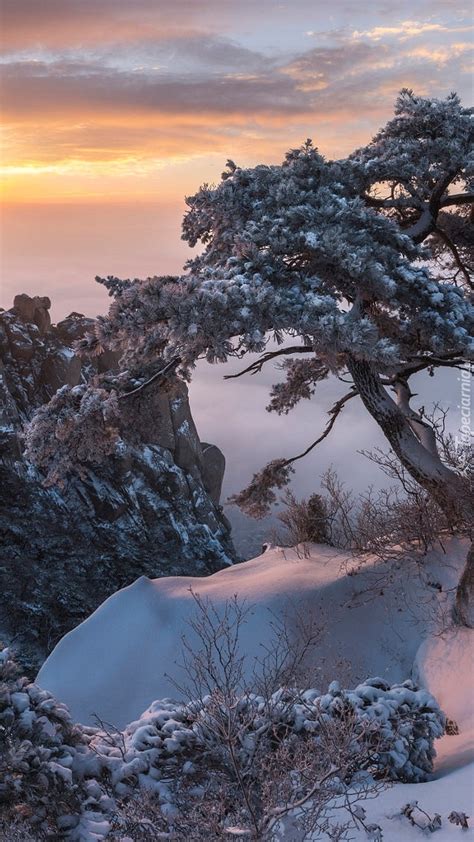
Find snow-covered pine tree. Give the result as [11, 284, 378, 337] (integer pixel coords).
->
[26, 91, 473, 621]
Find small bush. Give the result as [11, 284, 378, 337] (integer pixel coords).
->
[277, 490, 331, 546]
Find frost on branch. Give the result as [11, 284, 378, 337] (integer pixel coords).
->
[267, 357, 329, 414]
[350, 90, 472, 206]
[229, 459, 295, 518]
[24, 384, 120, 486]
[88, 93, 472, 380]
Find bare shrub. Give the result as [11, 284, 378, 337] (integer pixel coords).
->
[171, 591, 321, 700]
[1, 610, 446, 842]
[110, 705, 386, 842]
[158, 593, 390, 840]
[277, 407, 472, 561]
[105, 595, 442, 839]
[316, 454, 471, 561]
[421, 403, 473, 483]
[273, 465, 447, 562]
[276, 490, 331, 547]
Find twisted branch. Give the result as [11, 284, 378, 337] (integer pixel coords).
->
[224, 346, 314, 380]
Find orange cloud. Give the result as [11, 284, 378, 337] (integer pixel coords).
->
[1, 10, 471, 205]
[405, 42, 473, 66]
[352, 19, 472, 41]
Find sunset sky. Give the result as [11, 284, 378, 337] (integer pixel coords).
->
[0, 1, 471, 545]
[1, 0, 472, 315]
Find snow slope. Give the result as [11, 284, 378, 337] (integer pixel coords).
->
[38, 538, 468, 729]
[36, 538, 473, 839]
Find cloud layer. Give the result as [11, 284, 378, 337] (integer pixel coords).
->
[1, 1, 472, 201]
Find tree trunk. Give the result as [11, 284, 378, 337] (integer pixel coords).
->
[347, 356, 473, 626]
[454, 543, 474, 627]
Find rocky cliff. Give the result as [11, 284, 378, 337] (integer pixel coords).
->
[0, 294, 234, 669]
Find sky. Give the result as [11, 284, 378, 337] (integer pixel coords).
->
[1, 0, 472, 309]
[0, 0, 471, 552]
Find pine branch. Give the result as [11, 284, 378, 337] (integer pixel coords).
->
[406, 168, 461, 243]
[441, 192, 474, 208]
[223, 346, 314, 380]
[391, 353, 468, 379]
[281, 388, 358, 468]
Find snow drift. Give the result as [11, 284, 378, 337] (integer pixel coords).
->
[38, 539, 469, 729]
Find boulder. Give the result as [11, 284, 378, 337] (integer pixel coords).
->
[13, 293, 51, 335]
[55, 312, 95, 343]
[40, 348, 82, 392]
[170, 382, 204, 478]
[201, 442, 226, 503]
[5, 321, 35, 362]
[120, 385, 176, 453]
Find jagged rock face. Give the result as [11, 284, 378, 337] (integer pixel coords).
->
[0, 295, 234, 670]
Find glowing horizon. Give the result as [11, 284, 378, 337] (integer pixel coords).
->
[1, 1, 472, 204]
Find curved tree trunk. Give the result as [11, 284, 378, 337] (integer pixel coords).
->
[347, 356, 473, 626]
[455, 543, 474, 627]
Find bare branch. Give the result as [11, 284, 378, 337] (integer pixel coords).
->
[441, 192, 474, 208]
[283, 389, 358, 468]
[362, 194, 420, 210]
[433, 224, 473, 289]
[381, 353, 468, 382]
[362, 186, 472, 214]
[405, 168, 460, 243]
[231, 390, 358, 517]
[118, 356, 182, 399]
[223, 346, 314, 380]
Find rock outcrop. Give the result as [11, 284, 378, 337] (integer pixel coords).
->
[0, 294, 234, 669]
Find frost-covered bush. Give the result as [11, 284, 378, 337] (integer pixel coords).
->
[93, 676, 444, 839]
[93, 676, 444, 794]
[23, 384, 120, 486]
[0, 649, 111, 840]
[313, 677, 445, 782]
[0, 646, 445, 840]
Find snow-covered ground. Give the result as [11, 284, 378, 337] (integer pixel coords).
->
[37, 538, 474, 839]
[38, 539, 467, 728]
[349, 626, 474, 840]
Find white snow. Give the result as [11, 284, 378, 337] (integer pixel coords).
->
[414, 627, 474, 776]
[38, 539, 468, 728]
[344, 627, 474, 841]
[36, 538, 474, 840]
[345, 763, 474, 840]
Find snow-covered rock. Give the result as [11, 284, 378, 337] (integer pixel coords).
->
[0, 293, 234, 669]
